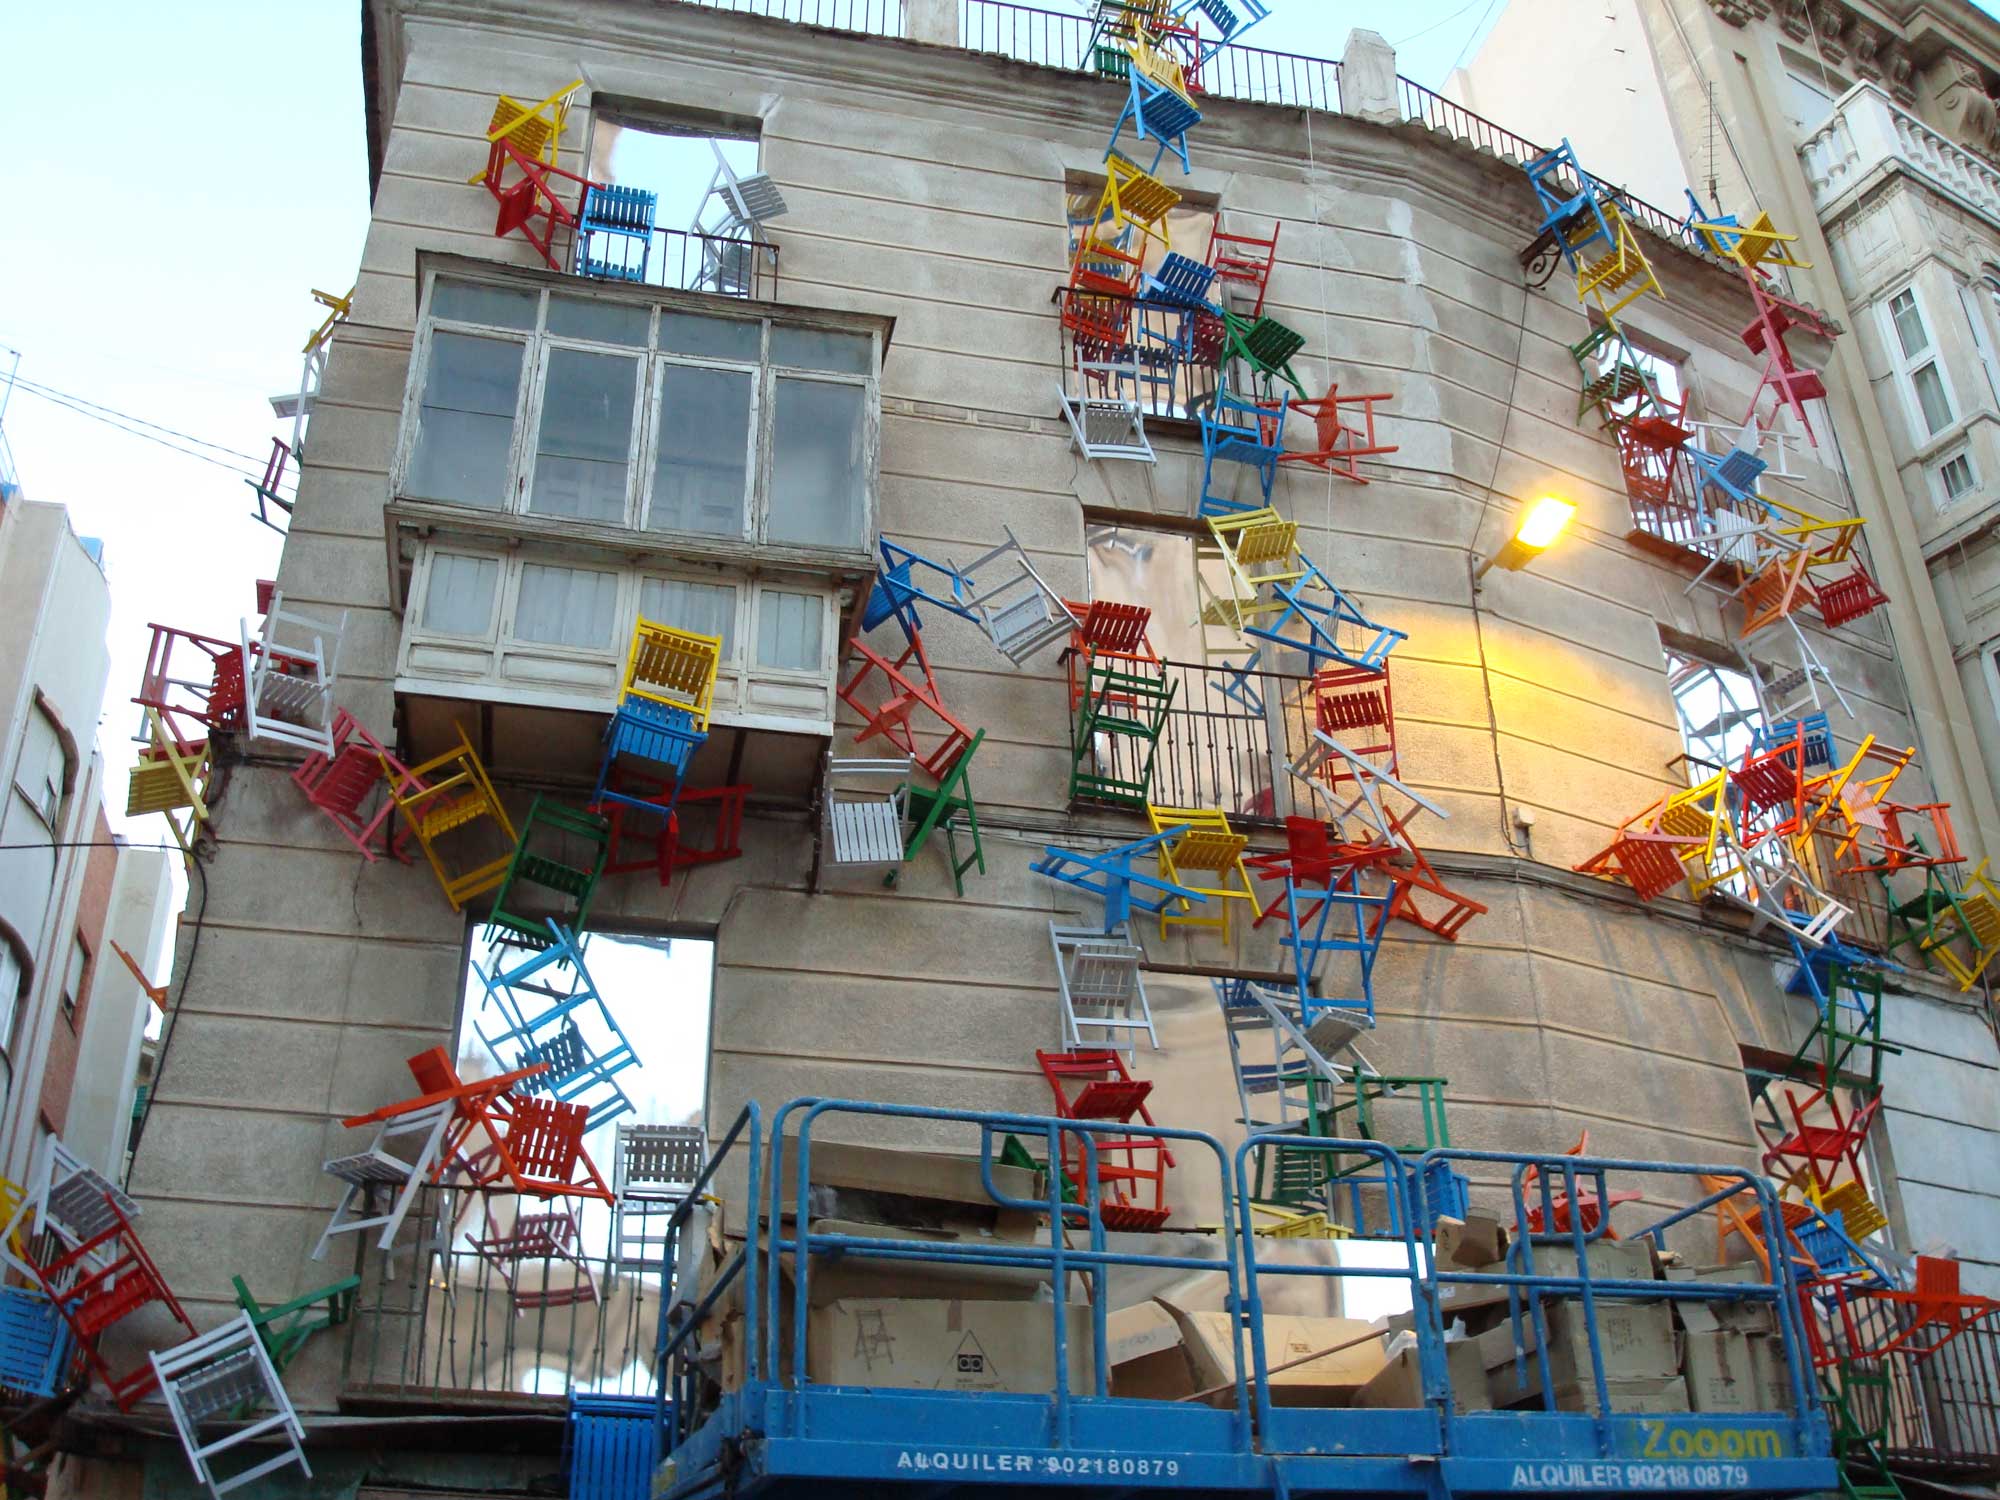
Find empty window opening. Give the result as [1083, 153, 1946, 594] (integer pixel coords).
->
[588, 106, 767, 293]
[362, 930, 717, 1401]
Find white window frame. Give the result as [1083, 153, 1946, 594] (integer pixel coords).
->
[1962, 280, 2000, 410]
[397, 542, 841, 732]
[393, 269, 881, 559]
[1882, 283, 1960, 448]
[1932, 447, 1980, 512]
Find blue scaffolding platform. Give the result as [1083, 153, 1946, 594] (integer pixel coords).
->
[651, 1100, 1837, 1500]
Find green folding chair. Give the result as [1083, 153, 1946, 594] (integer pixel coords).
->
[894, 729, 987, 896]
[232, 1272, 362, 1375]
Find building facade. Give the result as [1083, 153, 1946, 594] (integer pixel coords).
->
[1455, 0, 2000, 826]
[56, 0, 2000, 1493]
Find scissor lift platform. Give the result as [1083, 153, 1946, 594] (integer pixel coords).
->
[652, 1102, 1837, 1500]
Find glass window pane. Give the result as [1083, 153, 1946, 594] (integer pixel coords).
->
[1891, 291, 1929, 360]
[640, 578, 738, 659]
[547, 295, 649, 346]
[432, 279, 538, 329]
[529, 348, 638, 524]
[406, 332, 525, 509]
[659, 312, 760, 362]
[514, 563, 620, 649]
[421, 553, 501, 636]
[1914, 362, 1953, 434]
[648, 365, 752, 536]
[756, 589, 823, 671]
[767, 379, 867, 548]
[771, 326, 873, 374]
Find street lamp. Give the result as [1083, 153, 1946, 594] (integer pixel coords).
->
[1474, 496, 1575, 584]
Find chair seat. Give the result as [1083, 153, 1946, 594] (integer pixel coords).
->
[323, 1147, 414, 1187]
[419, 791, 495, 840]
[127, 758, 196, 816]
[829, 799, 903, 865]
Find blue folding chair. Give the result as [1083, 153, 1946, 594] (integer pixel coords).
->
[1521, 138, 1616, 272]
[566, 1392, 663, 1500]
[576, 184, 658, 283]
[1032, 830, 1208, 933]
[1196, 384, 1283, 518]
[1172, 0, 1269, 67]
[1107, 63, 1203, 175]
[860, 538, 978, 638]
[594, 697, 706, 825]
[1686, 443, 1770, 510]
[475, 921, 640, 1127]
[1245, 560, 1408, 674]
[0, 1286, 73, 1398]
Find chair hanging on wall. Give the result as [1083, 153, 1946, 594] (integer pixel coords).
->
[1032, 829, 1209, 934]
[1145, 804, 1257, 943]
[1034, 1049, 1175, 1231]
[899, 728, 988, 896]
[474, 921, 640, 1127]
[383, 725, 518, 910]
[956, 527, 1077, 666]
[836, 629, 975, 781]
[1105, 32, 1202, 175]
[1058, 344, 1156, 462]
[230, 1273, 361, 1376]
[595, 619, 722, 824]
[568, 1391, 663, 1500]
[470, 1204, 600, 1311]
[817, 755, 912, 887]
[31, 1198, 194, 1411]
[1051, 920, 1157, 1054]
[239, 590, 345, 755]
[1243, 561, 1407, 676]
[0, 1135, 142, 1276]
[0, 1289, 72, 1400]
[150, 1311, 310, 1498]
[1281, 387, 1397, 484]
[575, 184, 658, 283]
[126, 709, 215, 867]
[612, 1123, 705, 1273]
[1195, 385, 1284, 517]
[134, 625, 248, 748]
[485, 796, 612, 949]
[1207, 219, 1280, 317]
[291, 709, 415, 862]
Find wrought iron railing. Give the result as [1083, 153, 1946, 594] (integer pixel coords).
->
[1395, 76, 1688, 243]
[1818, 1289, 2000, 1479]
[342, 1185, 678, 1402]
[663, 0, 906, 33]
[573, 227, 781, 302]
[1070, 655, 1330, 826]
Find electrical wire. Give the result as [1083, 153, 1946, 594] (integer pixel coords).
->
[4, 376, 297, 493]
[1391, 0, 1489, 50]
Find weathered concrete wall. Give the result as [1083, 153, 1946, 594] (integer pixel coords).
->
[118, 0, 2000, 1425]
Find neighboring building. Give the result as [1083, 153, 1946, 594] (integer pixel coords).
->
[47, 0, 2000, 1494]
[0, 491, 113, 1179]
[65, 843, 173, 1181]
[1452, 0, 2000, 828]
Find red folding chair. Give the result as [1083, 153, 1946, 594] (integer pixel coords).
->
[1035, 1049, 1175, 1231]
[135, 625, 248, 749]
[291, 709, 417, 862]
[1517, 1131, 1642, 1240]
[837, 630, 975, 781]
[31, 1196, 195, 1410]
[1280, 388, 1398, 483]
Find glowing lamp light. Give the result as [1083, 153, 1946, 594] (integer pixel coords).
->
[1476, 496, 1576, 582]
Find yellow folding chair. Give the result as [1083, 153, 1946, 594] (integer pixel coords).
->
[1205, 507, 1306, 601]
[126, 708, 214, 867]
[1691, 209, 1811, 274]
[1925, 857, 2000, 992]
[302, 285, 355, 356]
[1652, 772, 1739, 898]
[622, 618, 723, 733]
[1147, 804, 1257, 942]
[1125, 28, 1193, 102]
[1572, 204, 1665, 323]
[465, 78, 585, 183]
[382, 725, 518, 911]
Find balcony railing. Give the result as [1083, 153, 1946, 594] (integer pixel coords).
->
[1802, 81, 2000, 229]
[342, 1184, 673, 1404]
[1071, 655, 1340, 827]
[1395, 75, 1690, 244]
[1820, 1285, 2000, 1480]
[574, 226, 780, 301]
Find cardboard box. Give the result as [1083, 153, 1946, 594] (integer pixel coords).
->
[1682, 1328, 1790, 1413]
[1434, 1216, 1508, 1270]
[1668, 1264, 1779, 1336]
[782, 1218, 1057, 1305]
[1477, 1297, 1679, 1390]
[808, 1298, 1094, 1394]
[1165, 1303, 1387, 1408]
[1106, 1301, 1198, 1400]
[1519, 1239, 1660, 1285]
[1354, 1341, 1493, 1414]
[774, 1141, 1041, 1219]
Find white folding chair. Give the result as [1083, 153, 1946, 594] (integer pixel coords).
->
[240, 590, 346, 755]
[150, 1311, 310, 1497]
[1057, 349, 1155, 463]
[1288, 728, 1447, 851]
[1051, 922, 1156, 1053]
[312, 1100, 454, 1259]
[1, 1135, 140, 1274]
[695, 138, 788, 238]
[957, 527, 1075, 665]
[612, 1122, 705, 1272]
[818, 756, 911, 884]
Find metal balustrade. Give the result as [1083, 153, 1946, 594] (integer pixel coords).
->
[341, 1184, 674, 1403]
[571, 227, 780, 301]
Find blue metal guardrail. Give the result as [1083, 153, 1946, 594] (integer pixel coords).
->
[654, 1100, 1836, 1499]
